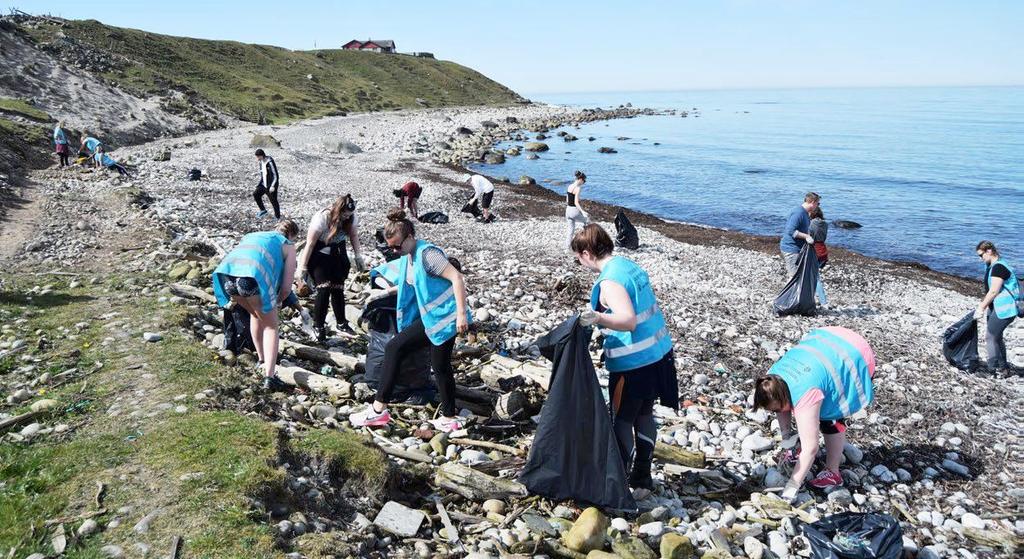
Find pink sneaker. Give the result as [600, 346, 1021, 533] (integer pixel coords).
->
[809, 470, 844, 489]
[429, 416, 464, 433]
[350, 407, 392, 428]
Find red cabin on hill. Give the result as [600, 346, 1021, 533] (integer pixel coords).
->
[341, 39, 396, 53]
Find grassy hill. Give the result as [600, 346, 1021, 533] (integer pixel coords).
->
[21, 18, 525, 124]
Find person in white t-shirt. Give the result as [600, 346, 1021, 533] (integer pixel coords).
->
[296, 195, 365, 342]
[464, 174, 495, 223]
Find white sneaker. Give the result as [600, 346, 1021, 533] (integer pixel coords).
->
[350, 407, 392, 428]
[429, 416, 465, 433]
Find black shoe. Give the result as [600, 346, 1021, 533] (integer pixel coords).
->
[314, 327, 328, 345]
[263, 376, 289, 392]
[336, 322, 357, 337]
[629, 459, 655, 490]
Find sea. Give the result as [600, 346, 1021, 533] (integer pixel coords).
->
[468, 87, 1024, 279]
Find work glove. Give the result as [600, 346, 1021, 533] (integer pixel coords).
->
[354, 254, 367, 272]
[579, 308, 599, 327]
[781, 480, 800, 504]
[974, 306, 986, 321]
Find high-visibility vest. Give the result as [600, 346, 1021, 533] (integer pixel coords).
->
[989, 259, 1021, 320]
[213, 231, 288, 314]
[770, 326, 875, 420]
[590, 256, 672, 372]
[396, 240, 470, 345]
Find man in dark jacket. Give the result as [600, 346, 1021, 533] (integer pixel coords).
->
[254, 149, 281, 219]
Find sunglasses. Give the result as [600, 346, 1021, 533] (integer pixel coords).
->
[387, 236, 407, 250]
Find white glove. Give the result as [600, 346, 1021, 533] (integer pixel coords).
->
[973, 306, 986, 321]
[354, 254, 366, 272]
[579, 308, 599, 327]
[781, 480, 800, 503]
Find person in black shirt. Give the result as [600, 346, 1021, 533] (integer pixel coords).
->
[975, 240, 1020, 371]
[253, 149, 281, 219]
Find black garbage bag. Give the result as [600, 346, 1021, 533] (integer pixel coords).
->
[461, 200, 482, 218]
[614, 209, 639, 250]
[188, 168, 202, 181]
[774, 244, 820, 316]
[360, 295, 433, 395]
[518, 315, 636, 511]
[374, 228, 402, 261]
[223, 305, 255, 353]
[801, 512, 903, 559]
[418, 211, 449, 224]
[942, 312, 980, 371]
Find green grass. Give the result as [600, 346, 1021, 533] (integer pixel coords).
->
[0, 97, 51, 122]
[292, 429, 390, 495]
[22, 19, 523, 124]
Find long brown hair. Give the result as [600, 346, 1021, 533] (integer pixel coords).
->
[327, 194, 356, 242]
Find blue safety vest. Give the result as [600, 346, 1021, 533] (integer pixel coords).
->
[590, 256, 673, 373]
[53, 127, 67, 146]
[94, 153, 115, 167]
[83, 137, 102, 154]
[988, 258, 1021, 320]
[396, 240, 470, 345]
[212, 231, 289, 314]
[769, 328, 874, 420]
[372, 259, 418, 325]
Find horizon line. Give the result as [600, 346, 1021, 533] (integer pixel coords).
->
[521, 83, 1024, 97]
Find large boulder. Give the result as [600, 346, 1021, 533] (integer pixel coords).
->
[323, 140, 362, 154]
[564, 507, 609, 553]
[250, 134, 281, 148]
[524, 142, 549, 152]
[481, 120, 498, 129]
[612, 535, 657, 559]
[483, 152, 505, 165]
[660, 533, 694, 559]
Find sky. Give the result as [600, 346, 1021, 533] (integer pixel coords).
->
[15, 0, 1024, 95]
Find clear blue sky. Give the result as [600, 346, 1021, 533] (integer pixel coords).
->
[17, 0, 1024, 94]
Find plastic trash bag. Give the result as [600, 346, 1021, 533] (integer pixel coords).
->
[461, 200, 482, 218]
[519, 315, 636, 511]
[360, 295, 433, 394]
[188, 168, 202, 181]
[223, 305, 255, 353]
[801, 512, 903, 559]
[418, 211, 449, 224]
[614, 209, 639, 250]
[774, 244, 820, 316]
[942, 311, 980, 371]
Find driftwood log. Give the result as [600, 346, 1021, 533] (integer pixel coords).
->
[169, 283, 217, 304]
[280, 339, 360, 371]
[275, 365, 351, 398]
[479, 355, 551, 391]
[0, 410, 43, 433]
[653, 445, 706, 468]
[434, 462, 528, 500]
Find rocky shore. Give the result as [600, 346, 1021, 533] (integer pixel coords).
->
[4, 104, 1023, 558]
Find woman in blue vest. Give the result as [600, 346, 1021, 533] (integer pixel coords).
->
[753, 326, 875, 501]
[975, 241, 1020, 372]
[80, 132, 102, 158]
[53, 121, 70, 167]
[93, 146, 131, 177]
[573, 224, 678, 490]
[213, 219, 299, 391]
[350, 209, 471, 432]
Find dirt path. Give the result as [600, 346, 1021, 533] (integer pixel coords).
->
[0, 178, 43, 262]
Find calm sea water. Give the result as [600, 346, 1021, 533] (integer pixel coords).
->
[470, 87, 1024, 279]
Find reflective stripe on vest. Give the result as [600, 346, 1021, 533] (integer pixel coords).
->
[792, 344, 852, 418]
[212, 231, 286, 313]
[803, 333, 870, 413]
[989, 259, 1020, 320]
[402, 240, 470, 345]
[590, 256, 673, 372]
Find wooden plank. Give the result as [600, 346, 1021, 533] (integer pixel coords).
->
[275, 365, 351, 398]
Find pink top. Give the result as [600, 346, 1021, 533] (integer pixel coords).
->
[794, 388, 824, 413]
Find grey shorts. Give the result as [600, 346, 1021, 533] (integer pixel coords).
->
[224, 275, 259, 298]
[782, 251, 800, 277]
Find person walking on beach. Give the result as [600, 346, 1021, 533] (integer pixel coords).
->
[573, 224, 678, 490]
[92, 146, 131, 177]
[753, 326, 875, 500]
[350, 209, 471, 432]
[465, 174, 495, 223]
[296, 195, 366, 343]
[975, 241, 1021, 372]
[253, 149, 281, 219]
[53, 121, 70, 167]
[565, 170, 590, 248]
[212, 220, 300, 391]
[393, 181, 422, 220]
[780, 192, 820, 277]
[80, 132, 102, 158]
[809, 206, 829, 307]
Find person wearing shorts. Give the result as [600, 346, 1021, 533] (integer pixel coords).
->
[465, 174, 495, 223]
[753, 326, 876, 500]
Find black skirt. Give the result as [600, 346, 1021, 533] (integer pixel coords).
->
[607, 351, 679, 410]
[309, 239, 350, 286]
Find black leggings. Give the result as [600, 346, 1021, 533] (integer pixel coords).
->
[310, 243, 350, 329]
[58, 152, 70, 166]
[108, 163, 130, 177]
[375, 318, 456, 415]
[611, 388, 656, 471]
[254, 184, 281, 218]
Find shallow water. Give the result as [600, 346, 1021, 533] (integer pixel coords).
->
[470, 86, 1024, 278]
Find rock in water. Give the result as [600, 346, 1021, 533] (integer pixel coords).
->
[374, 501, 425, 537]
[524, 142, 549, 152]
[832, 219, 862, 229]
[250, 134, 281, 148]
[564, 507, 609, 553]
[660, 533, 694, 559]
[598, 147, 618, 154]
